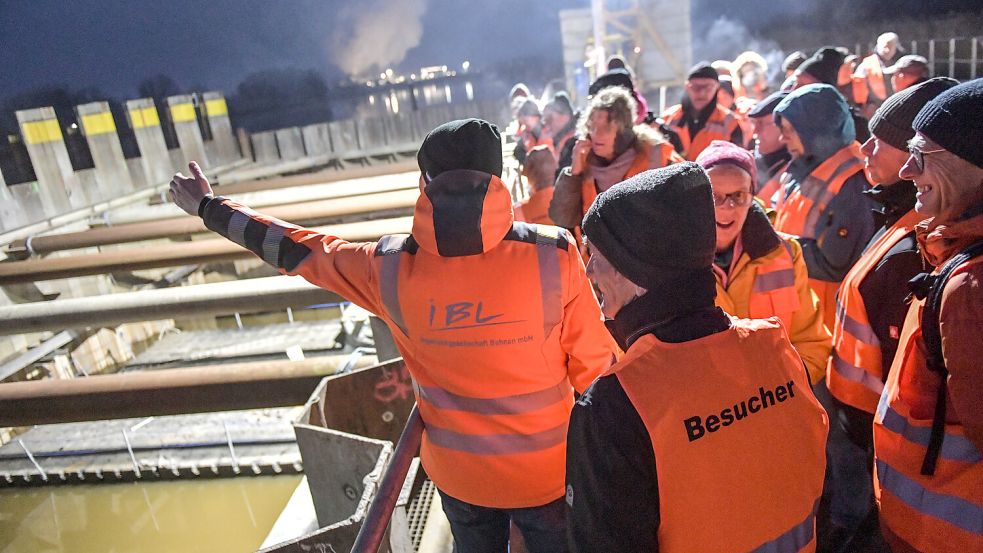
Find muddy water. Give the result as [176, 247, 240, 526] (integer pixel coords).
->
[0, 475, 301, 553]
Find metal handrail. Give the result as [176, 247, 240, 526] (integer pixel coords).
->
[351, 404, 424, 553]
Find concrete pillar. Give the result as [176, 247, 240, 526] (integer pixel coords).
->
[126, 98, 173, 187]
[76, 101, 133, 199]
[166, 95, 209, 168]
[301, 123, 332, 156]
[0, 169, 29, 232]
[274, 127, 305, 160]
[15, 107, 87, 217]
[201, 92, 239, 166]
[251, 131, 279, 163]
[8, 182, 45, 228]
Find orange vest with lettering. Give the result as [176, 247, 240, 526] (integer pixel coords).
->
[614, 318, 828, 552]
[873, 264, 983, 552]
[827, 209, 923, 414]
[774, 142, 866, 327]
[662, 103, 740, 161]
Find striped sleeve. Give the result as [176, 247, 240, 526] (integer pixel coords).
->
[199, 196, 384, 315]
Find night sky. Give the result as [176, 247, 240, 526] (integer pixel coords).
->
[1, 0, 981, 103]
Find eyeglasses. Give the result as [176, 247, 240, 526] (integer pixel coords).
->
[712, 191, 753, 208]
[908, 146, 946, 172]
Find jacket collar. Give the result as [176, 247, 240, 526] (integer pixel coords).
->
[604, 270, 728, 349]
[916, 203, 983, 267]
[739, 203, 783, 261]
[864, 181, 916, 229]
[412, 170, 513, 257]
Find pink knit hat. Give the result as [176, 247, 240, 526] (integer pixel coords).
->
[694, 140, 757, 193]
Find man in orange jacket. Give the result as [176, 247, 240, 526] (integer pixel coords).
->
[661, 62, 743, 160]
[566, 163, 828, 552]
[170, 118, 617, 553]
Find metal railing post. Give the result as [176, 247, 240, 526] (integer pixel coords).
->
[972, 37, 979, 80]
[950, 38, 957, 78]
[929, 40, 937, 77]
[351, 404, 424, 553]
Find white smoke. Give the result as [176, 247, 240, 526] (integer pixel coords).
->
[329, 0, 429, 78]
[692, 17, 786, 85]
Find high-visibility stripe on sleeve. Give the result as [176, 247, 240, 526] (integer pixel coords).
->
[876, 459, 983, 534]
[753, 268, 795, 294]
[416, 380, 569, 415]
[262, 223, 286, 267]
[748, 499, 818, 553]
[881, 407, 983, 464]
[81, 112, 117, 136]
[22, 119, 63, 145]
[534, 224, 563, 338]
[830, 352, 885, 396]
[376, 235, 410, 336]
[425, 422, 567, 455]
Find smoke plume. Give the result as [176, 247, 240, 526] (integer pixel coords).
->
[693, 17, 787, 85]
[329, 0, 429, 78]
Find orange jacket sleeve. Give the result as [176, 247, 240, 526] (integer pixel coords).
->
[200, 196, 384, 316]
[940, 264, 983, 452]
[558, 235, 618, 393]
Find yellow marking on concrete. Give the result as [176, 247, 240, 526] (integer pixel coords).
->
[22, 119, 63, 145]
[170, 103, 197, 123]
[81, 112, 117, 136]
[129, 107, 161, 129]
[205, 98, 228, 117]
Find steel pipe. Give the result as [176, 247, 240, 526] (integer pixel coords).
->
[8, 189, 418, 255]
[0, 275, 344, 335]
[0, 216, 412, 285]
[0, 355, 378, 427]
[214, 158, 420, 194]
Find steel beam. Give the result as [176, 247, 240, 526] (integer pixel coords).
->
[0, 275, 344, 335]
[0, 355, 377, 427]
[9, 189, 418, 255]
[0, 216, 412, 285]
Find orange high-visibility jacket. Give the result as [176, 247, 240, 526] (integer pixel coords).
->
[714, 223, 831, 384]
[200, 169, 617, 508]
[661, 103, 741, 161]
[774, 142, 867, 327]
[827, 209, 924, 414]
[756, 162, 790, 209]
[614, 317, 828, 552]
[873, 261, 983, 553]
[514, 187, 555, 226]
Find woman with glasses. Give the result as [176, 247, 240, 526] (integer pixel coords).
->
[697, 141, 831, 384]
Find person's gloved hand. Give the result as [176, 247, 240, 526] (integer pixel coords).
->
[170, 161, 214, 216]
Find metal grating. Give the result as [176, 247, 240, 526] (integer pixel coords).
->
[406, 478, 437, 551]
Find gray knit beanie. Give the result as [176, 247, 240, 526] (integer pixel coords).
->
[869, 77, 958, 151]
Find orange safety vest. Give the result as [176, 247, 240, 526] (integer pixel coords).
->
[614, 317, 828, 552]
[513, 187, 555, 226]
[662, 104, 740, 161]
[774, 142, 866, 328]
[873, 263, 983, 552]
[827, 209, 924, 414]
[756, 161, 790, 208]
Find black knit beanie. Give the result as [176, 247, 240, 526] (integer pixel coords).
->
[589, 68, 635, 96]
[799, 47, 846, 86]
[913, 78, 983, 168]
[687, 62, 719, 81]
[869, 77, 959, 151]
[582, 163, 716, 289]
[417, 118, 503, 179]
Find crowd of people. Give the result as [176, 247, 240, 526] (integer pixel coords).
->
[169, 30, 982, 553]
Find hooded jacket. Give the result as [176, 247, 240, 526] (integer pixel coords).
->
[713, 204, 831, 383]
[773, 85, 877, 284]
[198, 169, 616, 509]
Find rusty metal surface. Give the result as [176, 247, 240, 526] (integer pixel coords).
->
[0, 356, 373, 427]
[0, 216, 412, 285]
[0, 275, 343, 335]
[8, 189, 418, 255]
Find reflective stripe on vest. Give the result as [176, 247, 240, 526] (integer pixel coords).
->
[774, 143, 865, 238]
[425, 422, 567, 455]
[534, 225, 564, 337]
[828, 209, 923, 413]
[873, 290, 983, 552]
[377, 234, 411, 336]
[415, 379, 568, 416]
[748, 240, 800, 323]
[748, 499, 819, 553]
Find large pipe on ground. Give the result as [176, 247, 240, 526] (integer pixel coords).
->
[0, 275, 344, 335]
[8, 189, 418, 255]
[0, 355, 378, 427]
[0, 216, 412, 285]
[213, 158, 420, 195]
